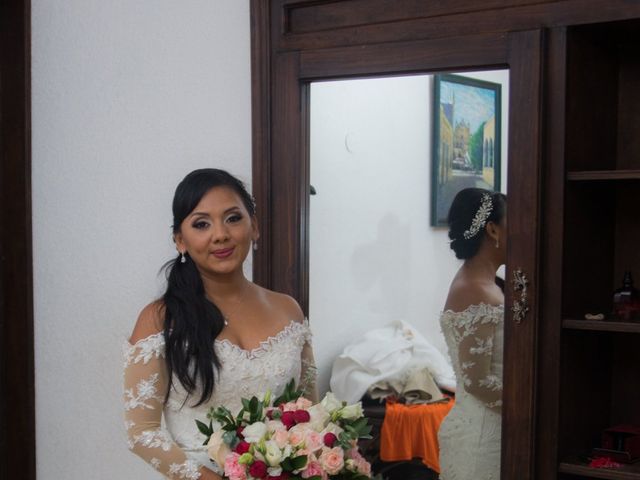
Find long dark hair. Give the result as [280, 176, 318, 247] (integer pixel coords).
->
[162, 168, 256, 406]
[447, 188, 506, 260]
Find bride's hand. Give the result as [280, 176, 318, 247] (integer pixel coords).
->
[198, 466, 224, 480]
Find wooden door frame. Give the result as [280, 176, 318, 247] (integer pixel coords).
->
[251, 4, 544, 474]
[0, 0, 35, 478]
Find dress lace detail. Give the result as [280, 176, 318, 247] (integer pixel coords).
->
[169, 459, 202, 479]
[124, 319, 314, 478]
[438, 303, 503, 480]
[124, 373, 163, 411]
[133, 430, 174, 451]
[124, 332, 165, 367]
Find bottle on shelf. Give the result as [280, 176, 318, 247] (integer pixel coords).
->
[613, 271, 640, 322]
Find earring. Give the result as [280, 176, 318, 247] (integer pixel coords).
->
[252, 241, 258, 251]
[180, 252, 187, 263]
[495, 240, 500, 249]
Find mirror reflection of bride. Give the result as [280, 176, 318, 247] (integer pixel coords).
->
[438, 188, 507, 480]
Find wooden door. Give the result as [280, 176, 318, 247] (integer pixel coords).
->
[253, 22, 545, 478]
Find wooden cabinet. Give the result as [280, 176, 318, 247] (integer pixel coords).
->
[541, 19, 640, 480]
[251, 2, 640, 479]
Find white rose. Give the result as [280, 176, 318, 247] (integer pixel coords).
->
[307, 404, 330, 431]
[340, 402, 364, 420]
[264, 440, 283, 467]
[282, 444, 293, 458]
[207, 430, 231, 467]
[268, 466, 283, 477]
[242, 421, 268, 443]
[320, 392, 343, 413]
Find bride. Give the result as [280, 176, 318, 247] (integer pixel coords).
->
[438, 188, 506, 480]
[123, 169, 317, 479]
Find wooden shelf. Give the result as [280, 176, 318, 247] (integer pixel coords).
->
[567, 170, 640, 181]
[563, 319, 640, 333]
[559, 457, 640, 479]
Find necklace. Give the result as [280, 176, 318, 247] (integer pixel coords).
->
[217, 285, 251, 327]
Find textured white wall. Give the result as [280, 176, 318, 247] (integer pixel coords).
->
[309, 71, 509, 395]
[31, 1, 251, 478]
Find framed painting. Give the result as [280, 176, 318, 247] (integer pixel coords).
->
[431, 74, 501, 226]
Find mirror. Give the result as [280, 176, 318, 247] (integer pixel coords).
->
[308, 68, 509, 474]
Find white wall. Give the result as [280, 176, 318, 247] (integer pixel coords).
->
[309, 71, 509, 395]
[32, 1, 251, 478]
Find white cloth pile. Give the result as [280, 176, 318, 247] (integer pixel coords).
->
[329, 320, 456, 404]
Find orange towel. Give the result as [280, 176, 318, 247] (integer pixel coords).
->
[379, 398, 455, 473]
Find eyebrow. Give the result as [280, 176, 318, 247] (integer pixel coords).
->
[188, 207, 242, 218]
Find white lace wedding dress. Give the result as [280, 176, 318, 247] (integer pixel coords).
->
[123, 320, 315, 479]
[438, 304, 503, 480]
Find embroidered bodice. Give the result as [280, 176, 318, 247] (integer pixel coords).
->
[439, 303, 503, 410]
[438, 303, 503, 480]
[123, 320, 316, 479]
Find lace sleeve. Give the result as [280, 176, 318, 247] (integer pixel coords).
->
[456, 316, 502, 411]
[299, 321, 318, 402]
[123, 333, 202, 479]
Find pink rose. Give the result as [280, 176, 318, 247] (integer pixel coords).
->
[356, 457, 372, 476]
[301, 460, 324, 479]
[224, 453, 247, 480]
[323, 432, 337, 447]
[293, 410, 311, 424]
[296, 397, 313, 410]
[249, 460, 268, 478]
[304, 431, 324, 453]
[319, 447, 344, 475]
[282, 401, 298, 412]
[272, 429, 289, 449]
[288, 425, 308, 447]
[267, 420, 286, 433]
[346, 449, 371, 476]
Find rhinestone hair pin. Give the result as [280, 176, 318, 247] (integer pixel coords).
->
[463, 193, 493, 240]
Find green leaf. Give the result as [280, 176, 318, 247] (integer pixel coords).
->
[242, 398, 251, 410]
[273, 378, 305, 407]
[281, 457, 293, 471]
[290, 455, 308, 470]
[306, 476, 322, 480]
[195, 419, 212, 436]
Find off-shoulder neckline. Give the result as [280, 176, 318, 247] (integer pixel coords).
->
[125, 319, 310, 356]
[441, 302, 504, 316]
[215, 319, 309, 357]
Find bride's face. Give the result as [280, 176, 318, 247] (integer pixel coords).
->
[174, 186, 258, 277]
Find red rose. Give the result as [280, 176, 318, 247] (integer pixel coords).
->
[269, 473, 290, 480]
[293, 409, 310, 424]
[249, 460, 268, 478]
[281, 411, 296, 429]
[236, 426, 245, 437]
[324, 432, 337, 447]
[235, 440, 250, 454]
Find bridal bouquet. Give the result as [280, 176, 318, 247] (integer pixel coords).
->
[196, 380, 374, 480]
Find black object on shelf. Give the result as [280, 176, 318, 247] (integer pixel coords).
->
[613, 271, 640, 321]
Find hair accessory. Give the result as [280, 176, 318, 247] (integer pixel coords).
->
[463, 193, 493, 240]
[180, 252, 187, 263]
